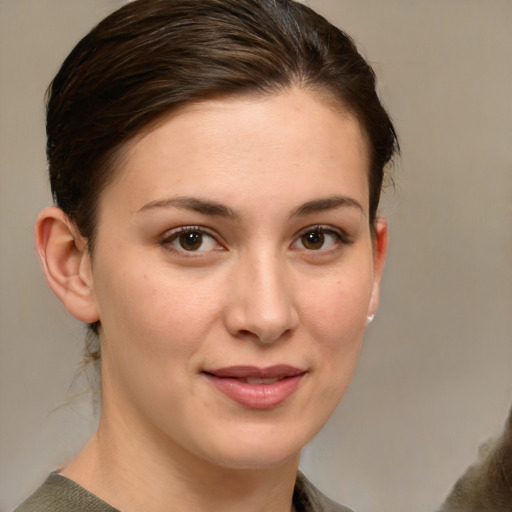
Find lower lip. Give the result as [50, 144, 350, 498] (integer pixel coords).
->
[204, 374, 305, 409]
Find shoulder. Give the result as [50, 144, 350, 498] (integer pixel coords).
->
[14, 473, 119, 512]
[439, 405, 512, 512]
[294, 472, 355, 512]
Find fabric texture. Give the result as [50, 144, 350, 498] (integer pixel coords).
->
[14, 472, 119, 512]
[14, 471, 353, 512]
[294, 472, 354, 512]
[438, 405, 512, 512]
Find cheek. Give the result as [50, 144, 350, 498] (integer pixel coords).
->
[301, 272, 373, 344]
[94, 259, 226, 367]
[297, 262, 374, 388]
[95, 263, 228, 417]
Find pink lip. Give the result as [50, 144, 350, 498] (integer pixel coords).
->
[203, 365, 306, 409]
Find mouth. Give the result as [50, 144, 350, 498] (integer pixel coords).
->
[233, 376, 284, 385]
[202, 365, 306, 409]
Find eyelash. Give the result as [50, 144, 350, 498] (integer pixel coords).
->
[293, 225, 352, 252]
[160, 225, 352, 255]
[161, 226, 222, 254]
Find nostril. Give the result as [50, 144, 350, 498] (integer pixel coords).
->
[235, 326, 295, 345]
[223, 268, 299, 344]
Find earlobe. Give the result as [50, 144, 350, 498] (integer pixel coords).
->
[367, 217, 388, 319]
[35, 206, 99, 324]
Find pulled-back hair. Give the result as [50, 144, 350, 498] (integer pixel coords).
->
[46, 0, 398, 344]
[47, 0, 397, 252]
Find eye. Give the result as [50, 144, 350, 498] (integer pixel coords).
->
[162, 227, 221, 253]
[292, 226, 347, 251]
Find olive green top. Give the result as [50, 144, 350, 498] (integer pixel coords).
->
[438, 405, 512, 512]
[15, 471, 353, 512]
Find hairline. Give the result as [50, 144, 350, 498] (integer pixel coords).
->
[83, 84, 372, 257]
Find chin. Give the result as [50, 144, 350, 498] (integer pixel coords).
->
[195, 422, 313, 471]
[209, 447, 301, 471]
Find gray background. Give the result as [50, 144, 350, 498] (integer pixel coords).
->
[1, 1, 511, 511]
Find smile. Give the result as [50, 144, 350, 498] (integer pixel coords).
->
[242, 376, 282, 385]
[202, 365, 306, 409]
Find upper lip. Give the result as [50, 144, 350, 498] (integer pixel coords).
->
[203, 365, 305, 379]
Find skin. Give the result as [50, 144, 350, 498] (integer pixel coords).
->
[36, 87, 387, 512]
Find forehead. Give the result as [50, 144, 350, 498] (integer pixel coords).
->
[103, 88, 370, 214]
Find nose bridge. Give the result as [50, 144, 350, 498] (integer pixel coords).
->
[227, 246, 298, 344]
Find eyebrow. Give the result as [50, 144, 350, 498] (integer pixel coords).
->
[290, 195, 364, 217]
[137, 196, 238, 219]
[137, 194, 364, 219]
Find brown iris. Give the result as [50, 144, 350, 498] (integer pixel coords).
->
[301, 230, 325, 250]
[178, 231, 203, 251]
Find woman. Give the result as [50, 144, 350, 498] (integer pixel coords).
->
[15, 0, 397, 511]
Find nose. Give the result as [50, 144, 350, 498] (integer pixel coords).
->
[224, 252, 299, 344]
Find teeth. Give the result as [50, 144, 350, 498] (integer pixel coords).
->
[245, 377, 280, 385]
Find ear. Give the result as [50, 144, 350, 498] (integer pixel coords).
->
[367, 217, 388, 320]
[35, 206, 99, 324]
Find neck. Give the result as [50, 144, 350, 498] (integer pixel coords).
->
[61, 411, 301, 512]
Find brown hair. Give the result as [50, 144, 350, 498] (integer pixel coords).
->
[46, 0, 398, 342]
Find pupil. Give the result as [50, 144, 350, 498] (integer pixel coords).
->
[303, 231, 324, 250]
[179, 232, 202, 250]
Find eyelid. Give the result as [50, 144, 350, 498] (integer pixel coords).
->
[292, 224, 352, 250]
[159, 224, 352, 254]
[161, 225, 225, 253]
[297, 224, 350, 240]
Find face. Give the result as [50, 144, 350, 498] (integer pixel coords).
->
[85, 88, 386, 470]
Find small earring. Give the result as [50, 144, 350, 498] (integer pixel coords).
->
[366, 314, 375, 325]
